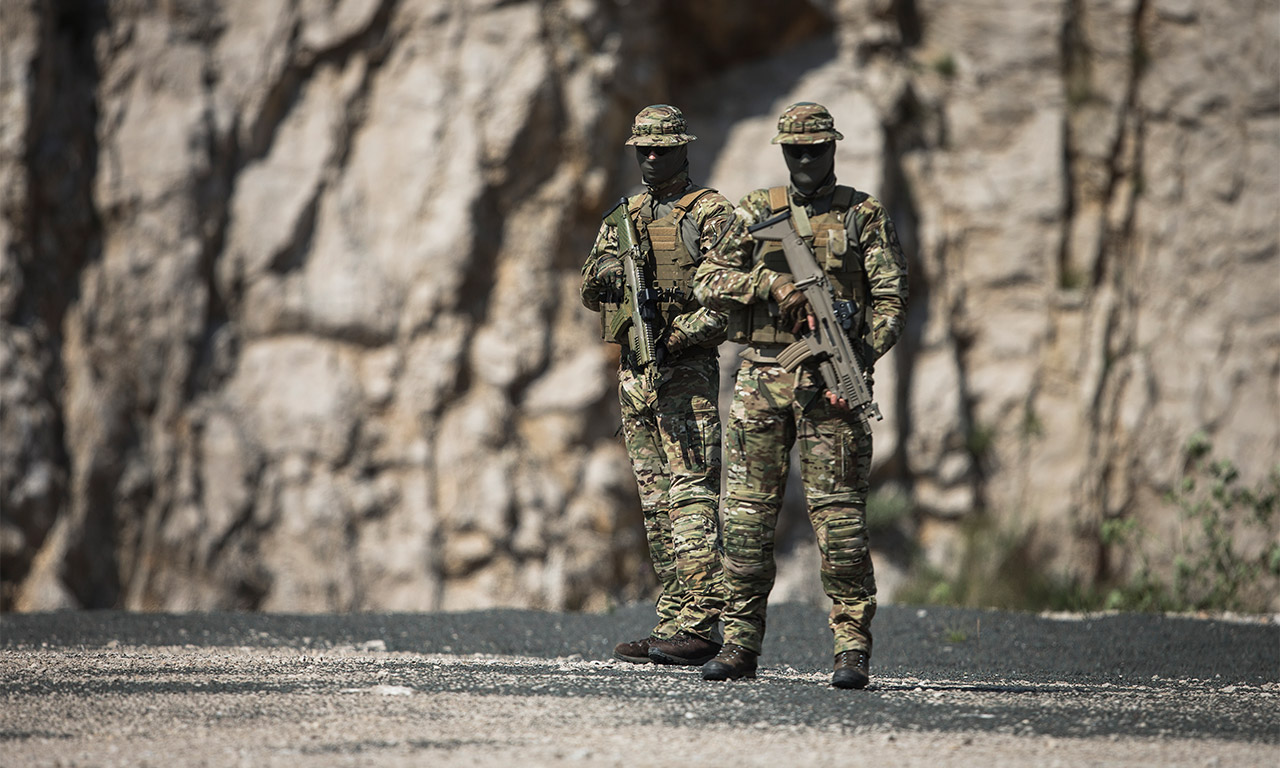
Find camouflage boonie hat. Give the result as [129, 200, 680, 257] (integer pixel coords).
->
[771, 102, 845, 144]
[625, 104, 698, 146]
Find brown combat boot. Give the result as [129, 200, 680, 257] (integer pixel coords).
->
[701, 643, 758, 680]
[647, 632, 721, 666]
[832, 650, 870, 689]
[612, 636, 659, 664]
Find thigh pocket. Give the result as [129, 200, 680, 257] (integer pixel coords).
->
[726, 414, 790, 501]
[662, 394, 719, 479]
[691, 402, 721, 473]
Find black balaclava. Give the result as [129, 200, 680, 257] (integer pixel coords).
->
[783, 142, 836, 197]
[636, 144, 689, 188]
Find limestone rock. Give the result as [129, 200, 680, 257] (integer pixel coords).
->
[2, 1, 1276, 612]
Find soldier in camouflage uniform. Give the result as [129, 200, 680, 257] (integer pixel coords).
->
[692, 102, 909, 689]
[581, 105, 734, 667]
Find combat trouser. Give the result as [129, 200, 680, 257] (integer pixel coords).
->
[618, 349, 725, 642]
[721, 356, 877, 657]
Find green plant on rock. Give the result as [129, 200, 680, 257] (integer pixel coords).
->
[897, 433, 1280, 614]
[1167, 432, 1280, 612]
[1094, 516, 1166, 611]
[966, 422, 996, 465]
[895, 514, 1039, 610]
[932, 53, 957, 79]
[1095, 432, 1279, 613]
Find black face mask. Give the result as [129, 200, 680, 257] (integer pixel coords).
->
[782, 142, 836, 195]
[635, 144, 688, 187]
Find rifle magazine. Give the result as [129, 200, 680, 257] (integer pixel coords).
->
[777, 339, 812, 372]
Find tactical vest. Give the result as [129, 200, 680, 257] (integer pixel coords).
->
[600, 187, 716, 348]
[727, 185, 872, 346]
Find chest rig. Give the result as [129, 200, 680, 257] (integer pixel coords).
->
[600, 187, 716, 348]
[729, 185, 872, 346]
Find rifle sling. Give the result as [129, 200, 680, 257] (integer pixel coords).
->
[788, 196, 814, 240]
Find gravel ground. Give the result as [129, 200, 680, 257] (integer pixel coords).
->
[1, 604, 1276, 767]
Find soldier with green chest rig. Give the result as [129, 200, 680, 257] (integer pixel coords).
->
[581, 105, 734, 667]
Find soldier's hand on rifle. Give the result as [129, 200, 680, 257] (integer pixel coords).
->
[659, 327, 689, 365]
[801, 313, 851, 410]
[595, 255, 625, 294]
[771, 279, 811, 334]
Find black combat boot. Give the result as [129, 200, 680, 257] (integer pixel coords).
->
[612, 636, 659, 664]
[701, 643, 758, 680]
[832, 650, 870, 689]
[647, 632, 721, 666]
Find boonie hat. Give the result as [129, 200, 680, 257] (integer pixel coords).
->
[771, 102, 844, 144]
[625, 104, 698, 146]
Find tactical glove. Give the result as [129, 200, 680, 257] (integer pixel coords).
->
[770, 279, 810, 334]
[595, 255, 625, 295]
[662, 327, 690, 357]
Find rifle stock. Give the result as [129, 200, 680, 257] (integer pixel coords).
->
[749, 211, 882, 430]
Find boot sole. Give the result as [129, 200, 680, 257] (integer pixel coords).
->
[648, 650, 718, 666]
[831, 671, 870, 689]
[701, 667, 756, 681]
[612, 651, 652, 664]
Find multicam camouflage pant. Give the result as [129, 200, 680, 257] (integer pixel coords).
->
[618, 350, 725, 642]
[722, 357, 877, 657]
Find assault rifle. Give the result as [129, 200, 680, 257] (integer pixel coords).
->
[748, 211, 882, 431]
[603, 198, 659, 368]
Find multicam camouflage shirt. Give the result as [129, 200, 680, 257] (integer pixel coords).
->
[693, 180, 909, 360]
[581, 171, 735, 350]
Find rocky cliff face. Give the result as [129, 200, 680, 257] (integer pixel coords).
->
[2, 0, 1277, 612]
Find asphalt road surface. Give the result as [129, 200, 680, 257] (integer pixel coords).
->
[1, 603, 1277, 766]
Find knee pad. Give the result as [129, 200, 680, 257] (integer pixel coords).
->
[721, 514, 773, 574]
[818, 511, 869, 576]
